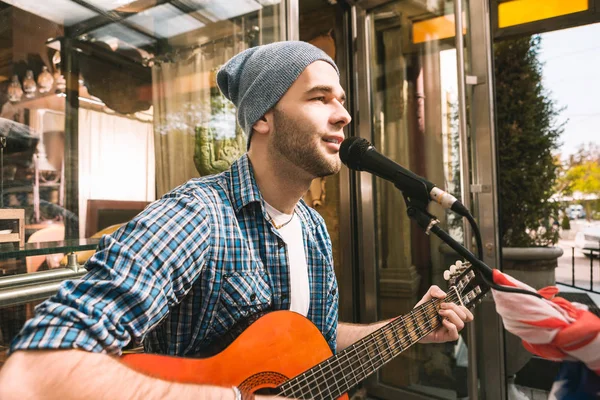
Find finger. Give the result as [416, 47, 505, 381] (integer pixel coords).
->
[439, 309, 465, 331]
[441, 303, 467, 321]
[442, 318, 459, 341]
[461, 306, 474, 322]
[429, 285, 447, 299]
[415, 285, 446, 307]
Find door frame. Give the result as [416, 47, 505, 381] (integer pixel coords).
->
[347, 0, 503, 399]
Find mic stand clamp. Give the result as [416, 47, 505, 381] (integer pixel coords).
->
[405, 199, 439, 236]
[404, 195, 495, 282]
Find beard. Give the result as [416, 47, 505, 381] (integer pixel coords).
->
[270, 108, 341, 178]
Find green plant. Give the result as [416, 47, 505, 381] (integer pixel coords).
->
[494, 36, 563, 247]
[561, 214, 570, 231]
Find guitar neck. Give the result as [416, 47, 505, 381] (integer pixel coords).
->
[279, 290, 461, 400]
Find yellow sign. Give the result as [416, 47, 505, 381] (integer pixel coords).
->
[498, 0, 588, 28]
[413, 14, 466, 44]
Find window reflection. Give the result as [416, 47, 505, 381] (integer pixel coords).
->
[0, 0, 282, 273]
[369, 1, 468, 398]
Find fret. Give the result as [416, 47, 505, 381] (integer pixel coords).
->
[328, 357, 344, 400]
[397, 316, 411, 348]
[422, 302, 434, 333]
[428, 301, 440, 331]
[374, 335, 386, 366]
[298, 370, 313, 400]
[316, 360, 334, 400]
[352, 343, 370, 384]
[352, 346, 367, 385]
[278, 380, 291, 397]
[307, 365, 321, 400]
[383, 327, 396, 359]
[391, 320, 404, 352]
[336, 351, 353, 396]
[410, 308, 423, 339]
[372, 331, 389, 364]
[360, 337, 379, 378]
[402, 314, 418, 345]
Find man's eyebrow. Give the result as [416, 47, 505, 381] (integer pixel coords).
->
[305, 85, 346, 102]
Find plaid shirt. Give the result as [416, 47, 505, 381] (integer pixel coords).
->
[10, 155, 339, 356]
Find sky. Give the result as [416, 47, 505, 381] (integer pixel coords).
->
[439, 24, 599, 162]
[538, 23, 600, 160]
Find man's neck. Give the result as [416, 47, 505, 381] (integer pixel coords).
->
[247, 153, 312, 214]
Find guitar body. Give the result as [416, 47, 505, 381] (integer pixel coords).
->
[121, 262, 485, 399]
[122, 311, 349, 399]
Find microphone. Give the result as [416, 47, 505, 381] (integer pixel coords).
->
[339, 137, 470, 217]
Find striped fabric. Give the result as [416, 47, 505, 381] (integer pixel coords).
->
[10, 154, 339, 356]
[492, 270, 600, 398]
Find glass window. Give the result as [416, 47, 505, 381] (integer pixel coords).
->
[0, 1, 284, 278]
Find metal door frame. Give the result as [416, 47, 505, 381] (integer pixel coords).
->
[347, 0, 504, 399]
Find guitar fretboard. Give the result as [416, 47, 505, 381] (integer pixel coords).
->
[278, 290, 461, 400]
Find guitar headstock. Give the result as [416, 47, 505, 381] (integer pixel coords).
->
[443, 260, 489, 310]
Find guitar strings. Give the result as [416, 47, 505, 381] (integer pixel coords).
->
[280, 291, 464, 399]
[293, 293, 460, 399]
[281, 293, 460, 398]
[281, 295, 455, 399]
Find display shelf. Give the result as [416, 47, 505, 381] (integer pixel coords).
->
[0, 238, 100, 260]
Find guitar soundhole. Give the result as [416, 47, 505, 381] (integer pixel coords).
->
[239, 371, 287, 396]
[254, 387, 281, 395]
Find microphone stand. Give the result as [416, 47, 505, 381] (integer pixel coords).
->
[403, 195, 494, 282]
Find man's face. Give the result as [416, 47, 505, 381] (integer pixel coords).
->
[268, 60, 351, 178]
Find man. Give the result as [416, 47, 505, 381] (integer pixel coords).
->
[0, 41, 473, 399]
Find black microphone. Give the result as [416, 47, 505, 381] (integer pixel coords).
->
[339, 137, 470, 217]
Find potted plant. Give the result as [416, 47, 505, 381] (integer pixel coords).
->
[494, 35, 565, 377]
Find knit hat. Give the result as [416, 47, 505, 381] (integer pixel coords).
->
[216, 41, 339, 145]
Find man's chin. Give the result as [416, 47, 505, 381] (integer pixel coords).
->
[315, 162, 341, 178]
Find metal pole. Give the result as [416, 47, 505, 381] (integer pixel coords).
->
[285, 0, 299, 41]
[591, 247, 594, 291]
[453, 1, 479, 399]
[0, 282, 63, 307]
[62, 37, 80, 239]
[572, 247, 575, 286]
[0, 267, 85, 289]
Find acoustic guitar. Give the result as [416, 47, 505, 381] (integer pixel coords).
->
[122, 261, 487, 399]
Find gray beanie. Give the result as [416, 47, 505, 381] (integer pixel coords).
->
[216, 41, 339, 143]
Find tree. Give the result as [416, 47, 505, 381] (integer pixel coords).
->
[557, 143, 600, 220]
[565, 161, 600, 194]
[495, 36, 564, 247]
[564, 160, 600, 220]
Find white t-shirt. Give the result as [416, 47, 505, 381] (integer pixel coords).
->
[264, 201, 310, 316]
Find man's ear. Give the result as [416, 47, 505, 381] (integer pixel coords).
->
[252, 110, 273, 136]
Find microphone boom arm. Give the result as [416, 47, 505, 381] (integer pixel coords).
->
[403, 195, 495, 282]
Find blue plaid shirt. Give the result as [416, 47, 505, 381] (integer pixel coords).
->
[10, 155, 339, 356]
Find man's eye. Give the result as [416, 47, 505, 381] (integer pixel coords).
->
[312, 97, 326, 102]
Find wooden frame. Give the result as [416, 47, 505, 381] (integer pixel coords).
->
[0, 208, 25, 247]
[85, 200, 150, 238]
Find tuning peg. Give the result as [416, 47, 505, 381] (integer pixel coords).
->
[456, 260, 463, 268]
[449, 264, 457, 274]
[443, 270, 451, 281]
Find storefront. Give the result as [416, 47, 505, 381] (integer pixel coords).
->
[0, 0, 599, 399]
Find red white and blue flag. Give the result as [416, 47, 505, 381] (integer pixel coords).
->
[491, 270, 600, 399]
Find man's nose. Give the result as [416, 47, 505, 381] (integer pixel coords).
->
[332, 102, 352, 128]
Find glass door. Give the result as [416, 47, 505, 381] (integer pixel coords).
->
[351, 0, 500, 398]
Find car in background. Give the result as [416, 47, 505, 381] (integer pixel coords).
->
[575, 226, 600, 257]
[567, 204, 586, 220]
